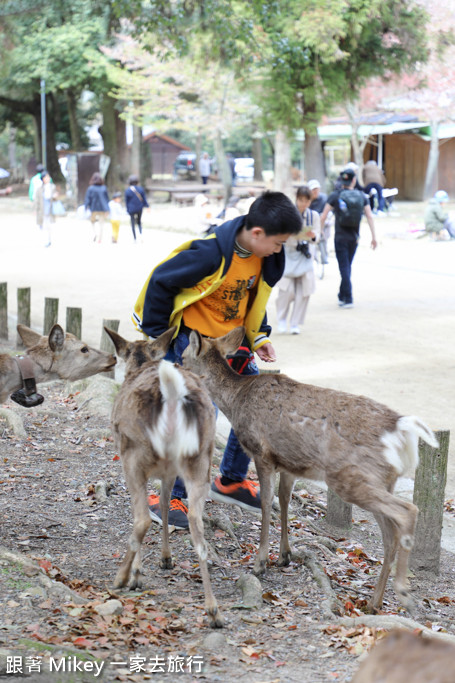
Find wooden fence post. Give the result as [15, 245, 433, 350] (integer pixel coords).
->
[43, 297, 59, 335]
[101, 319, 119, 379]
[66, 307, 82, 339]
[17, 287, 31, 348]
[326, 488, 352, 529]
[0, 282, 7, 339]
[410, 430, 449, 575]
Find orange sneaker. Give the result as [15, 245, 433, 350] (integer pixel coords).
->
[210, 476, 261, 513]
[148, 495, 189, 530]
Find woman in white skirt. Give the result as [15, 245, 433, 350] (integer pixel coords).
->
[276, 185, 321, 334]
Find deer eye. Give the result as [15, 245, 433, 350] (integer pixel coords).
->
[81, 346, 89, 353]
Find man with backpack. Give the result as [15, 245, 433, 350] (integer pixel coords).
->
[320, 168, 377, 308]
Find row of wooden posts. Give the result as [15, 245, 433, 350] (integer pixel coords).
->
[0, 282, 450, 575]
[0, 282, 119, 378]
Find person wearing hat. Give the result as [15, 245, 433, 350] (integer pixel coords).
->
[319, 168, 377, 308]
[424, 191, 455, 239]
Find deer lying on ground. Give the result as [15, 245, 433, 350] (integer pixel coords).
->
[182, 326, 439, 613]
[104, 326, 223, 628]
[351, 629, 455, 682]
[0, 324, 116, 405]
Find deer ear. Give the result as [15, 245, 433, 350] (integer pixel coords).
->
[187, 330, 203, 358]
[151, 327, 176, 359]
[17, 325, 42, 349]
[218, 326, 246, 356]
[48, 324, 65, 352]
[104, 327, 128, 359]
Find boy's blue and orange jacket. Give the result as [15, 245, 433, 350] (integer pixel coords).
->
[132, 215, 285, 351]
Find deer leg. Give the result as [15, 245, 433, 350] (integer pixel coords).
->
[338, 482, 418, 613]
[114, 453, 150, 590]
[186, 477, 223, 628]
[253, 466, 275, 576]
[159, 478, 173, 570]
[367, 512, 399, 613]
[278, 471, 296, 566]
[393, 501, 418, 612]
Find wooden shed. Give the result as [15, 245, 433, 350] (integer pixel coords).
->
[320, 117, 455, 201]
[363, 127, 455, 201]
[142, 133, 190, 178]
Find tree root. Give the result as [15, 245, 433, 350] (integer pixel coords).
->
[0, 407, 26, 438]
[331, 614, 455, 644]
[293, 547, 342, 617]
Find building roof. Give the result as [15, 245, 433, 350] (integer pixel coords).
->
[142, 132, 191, 150]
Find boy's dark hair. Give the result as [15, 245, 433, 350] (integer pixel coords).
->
[245, 191, 302, 235]
[36, 163, 45, 174]
[296, 185, 311, 200]
[112, 191, 122, 199]
[128, 174, 139, 185]
[89, 172, 104, 186]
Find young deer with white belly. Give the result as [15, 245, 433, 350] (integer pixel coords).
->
[182, 326, 439, 613]
[104, 327, 223, 628]
[0, 324, 116, 406]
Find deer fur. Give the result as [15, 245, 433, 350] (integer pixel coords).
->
[351, 629, 455, 682]
[0, 324, 116, 404]
[182, 326, 439, 613]
[104, 326, 222, 628]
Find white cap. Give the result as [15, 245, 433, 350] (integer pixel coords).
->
[307, 179, 321, 190]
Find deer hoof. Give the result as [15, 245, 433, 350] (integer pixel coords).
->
[160, 556, 173, 570]
[397, 588, 415, 614]
[129, 576, 143, 591]
[207, 607, 224, 629]
[278, 551, 291, 567]
[252, 560, 266, 576]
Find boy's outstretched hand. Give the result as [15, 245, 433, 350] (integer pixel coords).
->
[256, 343, 276, 363]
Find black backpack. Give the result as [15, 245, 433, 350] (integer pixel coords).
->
[337, 189, 365, 229]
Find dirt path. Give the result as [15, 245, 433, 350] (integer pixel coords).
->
[2, 195, 454, 497]
[1, 194, 455, 682]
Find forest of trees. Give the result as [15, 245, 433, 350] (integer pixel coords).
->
[1, 0, 452, 196]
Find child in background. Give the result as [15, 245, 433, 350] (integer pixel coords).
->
[109, 192, 124, 244]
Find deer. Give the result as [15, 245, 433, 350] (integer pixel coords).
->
[104, 326, 223, 629]
[0, 324, 116, 406]
[351, 629, 455, 682]
[181, 326, 439, 614]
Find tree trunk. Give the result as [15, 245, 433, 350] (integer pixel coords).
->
[100, 94, 121, 193]
[214, 130, 231, 205]
[303, 128, 326, 190]
[273, 128, 293, 199]
[195, 129, 202, 182]
[252, 125, 263, 182]
[65, 88, 81, 151]
[423, 121, 440, 200]
[116, 113, 128, 181]
[8, 124, 17, 171]
[131, 124, 141, 178]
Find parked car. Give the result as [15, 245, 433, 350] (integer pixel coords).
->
[234, 157, 254, 181]
[173, 152, 197, 180]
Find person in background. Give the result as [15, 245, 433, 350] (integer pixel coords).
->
[84, 172, 110, 244]
[132, 191, 303, 529]
[34, 171, 57, 248]
[276, 185, 321, 334]
[28, 163, 45, 202]
[109, 192, 124, 244]
[199, 152, 211, 185]
[424, 191, 455, 240]
[320, 168, 377, 309]
[362, 160, 386, 215]
[125, 174, 149, 242]
[308, 179, 329, 263]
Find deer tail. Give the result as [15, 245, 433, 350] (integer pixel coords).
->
[146, 361, 199, 460]
[396, 416, 439, 476]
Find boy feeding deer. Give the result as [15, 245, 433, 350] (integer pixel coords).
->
[132, 190, 303, 529]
